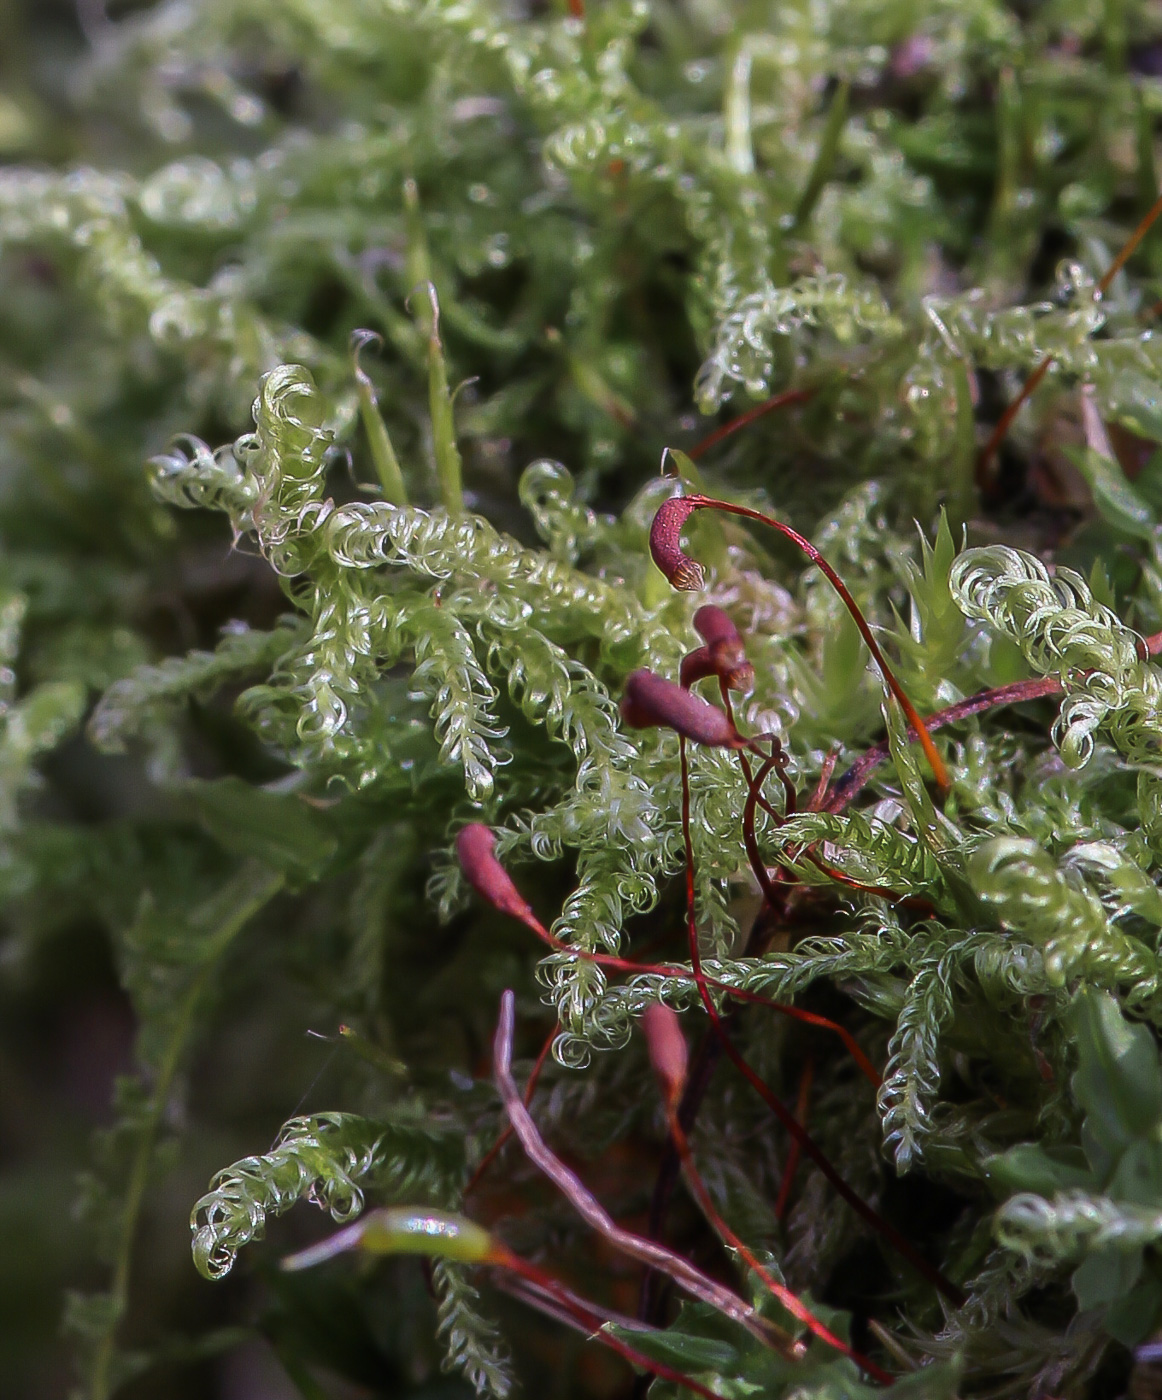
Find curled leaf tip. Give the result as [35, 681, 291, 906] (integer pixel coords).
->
[349, 327, 384, 358]
[620, 669, 741, 747]
[650, 495, 705, 590]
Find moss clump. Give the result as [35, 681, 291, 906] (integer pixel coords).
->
[8, 1, 1162, 1396]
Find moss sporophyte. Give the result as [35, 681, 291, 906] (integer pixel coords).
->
[13, 3, 1162, 1397]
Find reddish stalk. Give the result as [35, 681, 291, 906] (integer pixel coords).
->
[718, 687, 796, 821]
[808, 750, 839, 811]
[976, 353, 1054, 488]
[655, 1057, 890, 1382]
[696, 630, 906, 905]
[725, 722, 914, 926]
[720, 986, 879, 1089]
[824, 627, 1162, 811]
[284, 1203, 726, 1398]
[739, 747, 791, 909]
[978, 190, 1162, 486]
[459, 824, 880, 1087]
[652, 494, 948, 789]
[733, 723, 909, 908]
[491, 1253, 722, 1400]
[492, 990, 802, 1357]
[774, 1059, 814, 1221]
[677, 745, 966, 1307]
[491, 1262, 646, 1337]
[688, 388, 813, 460]
[465, 1021, 557, 1197]
[1097, 191, 1162, 296]
[824, 676, 1063, 813]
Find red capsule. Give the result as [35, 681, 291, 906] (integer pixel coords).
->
[620, 669, 741, 747]
[681, 605, 755, 693]
[456, 824, 540, 930]
[649, 496, 705, 591]
[642, 1003, 688, 1104]
[693, 604, 741, 651]
[678, 645, 718, 689]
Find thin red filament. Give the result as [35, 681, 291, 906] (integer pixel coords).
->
[688, 388, 813, 460]
[457, 823, 880, 1088]
[652, 493, 949, 789]
[775, 1058, 814, 1221]
[677, 739, 966, 1307]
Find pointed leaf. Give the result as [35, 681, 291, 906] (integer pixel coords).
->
[1064, 445, 1156, 540]
[1072, 1244, 1144, 1310]
[603, 1323, 740, 1375]
[1071, 990, 1162, 1164]
[984, 1143, 1095, 1197]
[1105, 1268, 1162, 1346]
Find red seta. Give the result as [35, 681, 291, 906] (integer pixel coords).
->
[650, 491, 949, 789]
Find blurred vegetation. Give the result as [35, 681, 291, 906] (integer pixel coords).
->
[10, 0, 1162, 1397]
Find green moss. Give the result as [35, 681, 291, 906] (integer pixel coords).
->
[7, 0, 1162, 1396]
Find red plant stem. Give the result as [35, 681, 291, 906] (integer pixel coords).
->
[1097, 191, 1162, 295]
[978, 191, 1162, 484]
[492, 990, 798, 1354]
[663, 1093, 890, 1383]
[724, 985, 880, 1088]
[977, 353, 1054, 487]
[679, 741, 966, 1308]
[823, 626, 1162, 814]
[809, 750, 839, 811]
[774, 1059, 814, 1221]
[741, 743, 907, 903]
[827, 631, 1162, 811]
[636, 1030, 726, 1340]
[825, 676, 1063, 813]
[492, 1253, 723, 1400]
[720, 690, 797, 820]
[465, 1022, 557, 1197]
[744, 734, 799, 818]
[498, 862, 880, 1088]
[730, 729, 908, 921]
[492, 1263, 645, 1336]
[688, 388, 813, 460]
[740, 749, 789, 909]
[679, 496, 948, 788]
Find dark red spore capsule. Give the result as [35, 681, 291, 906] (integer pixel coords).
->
[456, 824, 539, 928]
[692, 604, 740, 649]
[679, 645, 718, 689]
[649, 496, 705, 591]
[620, 669, 741, 747]
[688, 604, 755, 692]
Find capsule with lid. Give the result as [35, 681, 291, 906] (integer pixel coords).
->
[680, 604, 755, 693]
